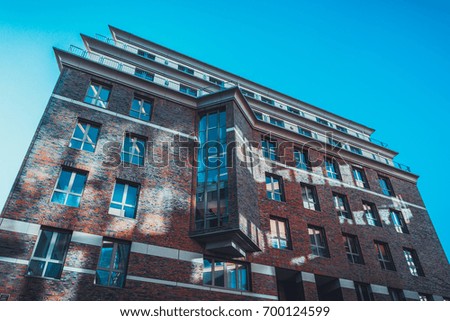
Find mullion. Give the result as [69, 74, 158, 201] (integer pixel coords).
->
[64, 172, 76, 205]
[107, 242, 118, 286]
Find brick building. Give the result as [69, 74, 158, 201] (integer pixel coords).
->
[0, 26, 449, 301]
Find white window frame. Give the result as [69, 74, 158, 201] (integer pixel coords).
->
[52, 169, 86, 206]
[84, 82, 110, 108]
[266, 174, 283, 201]
[69, 121, 99, 152]
[121, 135, 146, 166]
[108, 181, 139, 218]
[301, 184, 319, 211]
[308, 226, 329, 257]
[363, 201, 381, 227]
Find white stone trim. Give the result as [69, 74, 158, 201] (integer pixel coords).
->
[403, 290, 420, 300]
[63, 266, 96, 275]
[301, 272, 316, 283]
[178, 250, 203, 263]
[0, 256, 29, 265]
[71, 231, 103, 247]
[250, 263, 275, 276]
[339, 278, 355, 289]
[432, 295, 444, 301]
[0, 219, 40, 236]
[51, 94, 197, 140]
[243, 292, 278, 300]
[371, 284, 389, 295]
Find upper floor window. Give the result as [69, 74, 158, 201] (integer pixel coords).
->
[95, 239, 130, 288]
[350, 146, 363, 155]
[179, 84, 198, 97]
[352, 167, 369, 189]
[178, 65, 194, 75]
[241, 89, 255, 98]
[355, 282, 373, 301]
[261, 138, 277, 161]
[336, 125, 348, 133]
[130, 97, 152, 122]
[265, 174, 284, 201]
[84, 82, 111, 108]
[403, 248, 424, 277]
[51, 168, 87, 207]
[374, 241, 396, 271]
[379, 175, 394, 196]
[121, 134, 146, 166]
[333, 193, 352, 221]
[294, 149, 311, 171]
[316, 117, 330, 126]
[343, 233, 364, 264]
[209, 76, 224, 87]
[301, 183, 320, 211]
[270, 117, 285, 128]
[254, 111, 263, 120]
[137, 49, 156, 61]
[261, 96, 275, 105]
[298, 126, 312, 137]
[134, 68, 154, 81]
[362, 201, 381, 227]
[203, 257, 249, 291]
[69, 120, 100, 152]
[287, 106, 303, 116]
[308, 225, 329, 258]
[325, 158, 341, 180]
[27, 228, 71, 279]
[109, 181, 140, 219]
[269, 217, 291, 250]
[328, 138, 342, 148]
[390, 209, 409, 234]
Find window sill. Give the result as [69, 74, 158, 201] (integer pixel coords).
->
[24, 274, 62, 281]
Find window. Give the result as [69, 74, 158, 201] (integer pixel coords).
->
[362, 201, 381, 227]
[261, 138, 277, 161]
[374, 241, 396, 271]
[178, 65, 194, 75]
[137, 49, 155, 61]
[270, 117, 285, 128]
[51, 169, 87, 207]
[298, 126, 312, 137]
[390, 209, 409, 234]
[179, 84, 198, 97]
[269, 217, 291, 250]
[388, 287, 405, 301]
[316, 117, 330, 126]
[301, 183, 320, 211]
[266, 174, 284, 201]
[261, 96, 274, 105]
[241, 89, 255, 98]
[328, 138, 342, 148]
[27, 228, 71, 279]
[308, 225, 329, 257]
[134, 68, 154, 81]
[95, 239, 130, 288]
[418, 293, 433, 301]
[355, 282, 373, 301]
[109, 181, 140, 219]
[130, 97, 152, 122]
[325, 158, 341, 180]
[350, 146, 363, 155]
[379, 176, 394, 196]
[333, 193, 352, 220]
[336, 125, 348, 133]
[287, 106, 303, 116]
[84, 82, 111, 108]
[352, 167, 369, 189]
[403, 248, 424, 277]
[121, 134, 146, 166]
[69, 120, 100, 152]
[203, 257, 249, 291]
[294, 149, 311, 171]
[342, 234, 364, 264]
[254, 111, 263, 120]
[209, 76, 224, 87]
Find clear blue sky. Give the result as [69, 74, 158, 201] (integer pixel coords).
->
[0, 0, 449, 259]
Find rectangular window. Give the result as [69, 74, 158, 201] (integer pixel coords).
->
[95, 239, 130, 288]
[336, 125, 348, 133]
[379, 175, 394, 196]
[84, 82, 111, 108]
[270, 117, 285, 128]
[241, 89, 255, 98]
[325, 158, 341, 180]
[261, 138, 277, 161]
[137, 49, 156, 61]
[298, 127, 312, 137]
[294, 149, 311, 171]
[179, 84, 198, 97]
[418, 293, 433, 301]
[69, 120, 100, 152]
[352, 167, 369, 189]
[27, 228, 71, 279]
[287, 106, 303, 116]
[270, 217, 291, 250]
[178, 65, 194, 75]
[308, 225, 329, 258]
[388, 287, 405, 301]
[254, 111, 263, 120]
[134, 68, 154, 81]
[261, 96, 275, 105]
[333, 193, 352, 220]
[130, 97, 152, 122]
[209, 76, 224, 87]
[328, 138, 342, 148]
[203, 257, 249, 291]
[316, 117, 330, 126]
[51, 168, 87, 207]
[403, 248, 424, 277]
[355, 282, 373, 301]
[109, 181, 140, 219]
[362, 201, 381, 227]
[343, 234, 364, 264]
[350, 146, 363, 155]
[374, 241, 396, 271]
[390, 209, 409, 234]
[301, 183, 320, 211]
[265, 174, 284, 201]
[121, 134, 146, 166]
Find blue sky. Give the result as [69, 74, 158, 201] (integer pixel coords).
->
[0, 0, 449, 259]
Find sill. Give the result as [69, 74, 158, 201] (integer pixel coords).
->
[205, 284, 249, 293]
[270, 247, 293, 252]
[93, 283, 126, 290]
[25, 274, 61, 281]
[108, 212, 137, 220]
[68, 146, 96, 154]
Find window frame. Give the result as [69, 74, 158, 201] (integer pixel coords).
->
[294, 149, 311, 171]
[121, 133, 146, 166]
[325, 157, 341, 180]
[374, 241, 396, 271]
[352, 167, 369, 189]
[308, 225, 330, 258]
[108, 180, 140, 219]
[179, 84, 198, 97]
[261, 138, 277, 161]
[269, 216, 292, 250]
[388, 287, 405, 301]
[130, 96, 153, 122]
[51, 168, 87, 207]
[355, 282, 373, 301]
[265, 173, 284, 202]
[301, 183, 320, 211]
[343, 233, 364, 264]
[403, 248, 424, 277]
[27, 227, 72, 280]
[95, 238, 131, 288]
[203, 257, 250, 291]
[362, 201, 382, 227]
[84, 81, 111, 108]
[333, 192, 353, 221]
[390, 209, 409, 234]
[69, 119, 101, 153]
[379, 175, 395, 196]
